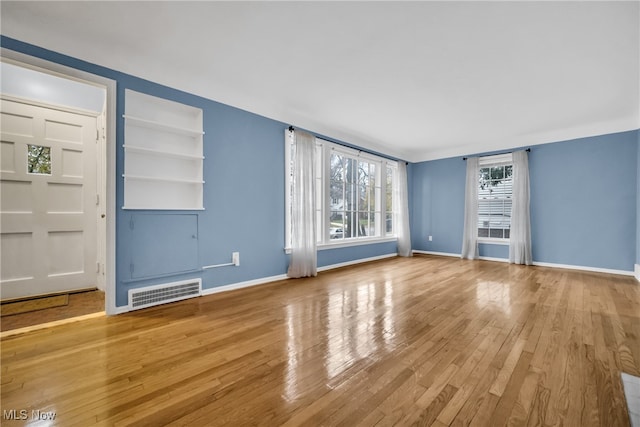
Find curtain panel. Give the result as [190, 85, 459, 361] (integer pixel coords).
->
[461, 157, 479, 259]
[396, 162, 412, 257]
[287, 130, 317, 278]
[509, 150, 533, 265]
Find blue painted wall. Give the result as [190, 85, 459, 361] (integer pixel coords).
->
[411, 157, 466, 255]
[529, 131, 636, 271]
[1, 37, 397, 307]
[411, 130, 638, 272]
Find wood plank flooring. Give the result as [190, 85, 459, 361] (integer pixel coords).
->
[1, 255, 639, 426]
[1, 290, 105, 332]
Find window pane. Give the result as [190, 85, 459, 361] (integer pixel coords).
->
[370, 188, 377, 212]
[490, 228, 504, 239]
[330, 211, 344, 239]
[357, 211, 368, 237]
[490, 166, 504, 180]
[479, 167, 491, 189]
[346, 158, 357, 184]
[367, 163, 376, 189]
[478, 199, 491, 217]
[386, 166, 395, 226]
[27, 145, 51, 175]
[386, 212, 393, 234]
[489, 181, 505, 197]
[358, 181, 367, 211]
[505, 165, 513, 178]
[372, 211, 380, 236]
[477, 162, 512, 240]
[358, 161, 369, 184]
[344, 212, 357, 238]
[330, 153, 344, 182]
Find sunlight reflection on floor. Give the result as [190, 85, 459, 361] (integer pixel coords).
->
[283, 279, 398, 402]
[475, 280, 511, 316]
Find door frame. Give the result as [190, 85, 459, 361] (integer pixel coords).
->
[1, 48, 118, 315]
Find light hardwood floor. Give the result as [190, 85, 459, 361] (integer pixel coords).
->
[1, 255, 639, 426]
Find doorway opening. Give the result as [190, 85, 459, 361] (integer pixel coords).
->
[0, 51, 116, 331]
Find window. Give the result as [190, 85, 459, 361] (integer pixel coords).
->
[286, 135, 398, 249]
[478, 154, 512, 240]
[27, 144, 51, 175]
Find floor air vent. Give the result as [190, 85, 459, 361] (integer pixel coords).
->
[128, 279, 202, 310]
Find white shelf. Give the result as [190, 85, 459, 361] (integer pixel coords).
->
[122, 174, 204, 184]
[124, 90, 204, 211]
[123, 114, 204, 137]
[123, 145, 204, 160]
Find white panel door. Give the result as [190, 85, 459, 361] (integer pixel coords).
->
[0, 99, 97, 300]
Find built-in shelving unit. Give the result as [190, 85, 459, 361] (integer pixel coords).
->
[123, 90, 204, 210]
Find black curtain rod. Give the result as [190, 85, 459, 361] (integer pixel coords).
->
[288, 125, 407, 164]
[463, 148, 530, 161]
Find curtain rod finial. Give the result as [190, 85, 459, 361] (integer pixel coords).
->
[288, 126, 294, 132]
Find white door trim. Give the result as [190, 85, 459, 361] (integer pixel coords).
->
[1, 48, 117, 315]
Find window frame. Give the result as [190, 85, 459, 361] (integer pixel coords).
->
[477, 153, 513, 245]
[285, 132, 398, 252]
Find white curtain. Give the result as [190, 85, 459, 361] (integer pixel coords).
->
[287, 130, 317, 278]
[396, 161, 412, 257]
[509, 150, 533, 265]
[461, 157, 479, 259]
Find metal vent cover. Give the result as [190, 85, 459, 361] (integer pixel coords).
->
[128, 279, 201, 310]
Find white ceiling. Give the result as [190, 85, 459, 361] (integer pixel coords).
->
[1, 1, 638, 162]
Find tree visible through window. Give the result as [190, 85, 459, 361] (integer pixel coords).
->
[478, 164, 512, 239]
[27, 144, 51, 175]
[285, 135, 398, 248]
[329, 154, 379, 239]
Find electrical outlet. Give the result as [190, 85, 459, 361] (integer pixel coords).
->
[428, 235, 433, 241]
[232, 252, 240, 266]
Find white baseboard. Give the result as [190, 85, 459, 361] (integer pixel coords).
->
[412, 250, 460, 258]
[532, 261, 634, 277]
[317, 253, 397, 272]
[413, 250, 634, 277]
[111, 305, 131, 315]
[201, 273, 288, 296]
[412, 251, 508, 263]
[200, 254, 397, 296]
[479, 256, 509, 263]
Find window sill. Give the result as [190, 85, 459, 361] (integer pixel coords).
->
[478, 238, 510, 246]
[284, 236, 397, 254]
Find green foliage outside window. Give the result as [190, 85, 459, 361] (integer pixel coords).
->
[27, 145, 51, 175]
